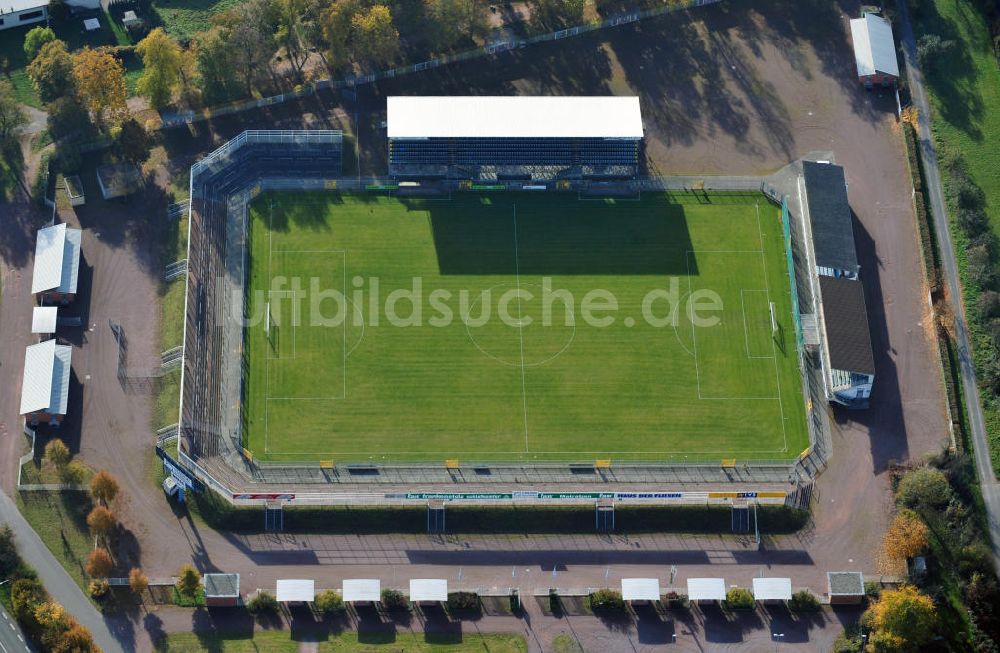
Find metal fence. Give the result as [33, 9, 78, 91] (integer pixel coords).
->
[780, 197, 804, 350]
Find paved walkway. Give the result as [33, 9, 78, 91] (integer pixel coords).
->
[0, 491, 125, 653]
[897, 0, 1000, 576]
[0, 602, 30, 653]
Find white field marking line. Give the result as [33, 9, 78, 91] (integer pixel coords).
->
[265, 252, 350, 455]
[740, 289, 776, 360]
[576, 192, 642, 202]
[265, 198, 272, 453]
[755, 201, 789, 453]
[262, 445, 794, 456]
[688, 250, 779, 401]
[685, 251, 703, 399]
[413, 191, 454, 202]
[512, 202, 531, 453]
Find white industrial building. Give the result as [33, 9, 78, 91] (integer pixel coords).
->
[20, 338, 72, 426]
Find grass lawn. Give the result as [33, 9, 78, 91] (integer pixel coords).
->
[243, 191, 807, 463]
[151, 0, 244, 41]
[157, 632, 527, 652]
[911, 0, 1000, 473]
[19, 456, 94, 485]
[15, 491, 95, 590]
[0, 13, 137, 109]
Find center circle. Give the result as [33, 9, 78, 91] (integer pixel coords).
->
[464, 282, 576, 368]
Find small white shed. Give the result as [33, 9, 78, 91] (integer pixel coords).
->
[409, 579, 448, 602]
[687, 578, 726, 603]
[275, 579, 315, 602]
[752, 577, 792, 602]
[621, 578, 660, 602]
[342, 579, 380, 603]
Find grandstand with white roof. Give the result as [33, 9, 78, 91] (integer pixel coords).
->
[387, 96, 643, 181]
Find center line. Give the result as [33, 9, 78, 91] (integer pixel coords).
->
[512, 202, 530, 453]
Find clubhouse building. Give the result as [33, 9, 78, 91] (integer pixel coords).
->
[802, 160, 876, 409]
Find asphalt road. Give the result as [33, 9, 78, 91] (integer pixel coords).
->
[0, 492, 124, 653]
[897, 0, 1000, 575]
[0, 602, 30, 653]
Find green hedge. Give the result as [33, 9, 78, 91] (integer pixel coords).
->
[188, 491, 808, 535]
[903, 122, 940, 292]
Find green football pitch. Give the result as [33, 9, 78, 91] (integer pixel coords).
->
[242, 192, 809, 463]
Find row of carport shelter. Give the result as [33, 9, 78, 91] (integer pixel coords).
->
[204, 572, 867, 607]
[624, 577, 791, 603]
[277, 578, 448, 604]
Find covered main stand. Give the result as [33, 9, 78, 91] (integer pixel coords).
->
[409, 579, 448, 604]
[276, 579, 315, 603]
[342, 579, 381, 604]
[687, 578, 726, 604]
[621, 578, 660, 604]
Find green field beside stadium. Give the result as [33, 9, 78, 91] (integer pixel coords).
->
[243, 191, 808, 463]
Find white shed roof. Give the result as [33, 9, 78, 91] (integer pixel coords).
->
[342, 579, 380, 602]
[32, 224, 81, 295]
[0, 0, 47, 16]
[850, 14, 899, 78]
[20, 339, 72, 415]
[275, 579, 314, 602]
[387, 96, 644, 139]
[752, 577, 792, 601]
[621, 578, 660, 601]
[31, 306, 58, 334]
[409, 579, 448, 602]
[687, 578, 726, 602]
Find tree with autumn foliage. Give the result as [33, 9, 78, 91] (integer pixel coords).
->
[86, 505, 116, 544]
[44, 438, 71, 469]
[89, 470, 120, 506]
[72, 48, 128, 131]
[176, 564, 202, 598]
[861, 585, 936, 652]
[136, 28, 186, 110]
[881, 509, 929, 562]
[84, 548, 113, 579]
[351, 4, 399, 65]
[129, 568, 149, 598]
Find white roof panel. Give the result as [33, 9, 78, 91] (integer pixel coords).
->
[409, 578, 448, 602]
[276, 579, 315, 602]
[83, 17, 100, 30]
[32, 224, 66, 294]
[32, 307, 58, 334]
[752, 577, 792, 601]
[342, 579, 380, 602]
[850, 14, 899, 78]
[60, 227, 81, 294]
[387, 96, 644, 139]
[20, 340, 71, 415]
[31, 224, 80, 295]
[621, 578, 660, 601]
[687, 578, 726, 602]
[0, 0, 47, 16]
